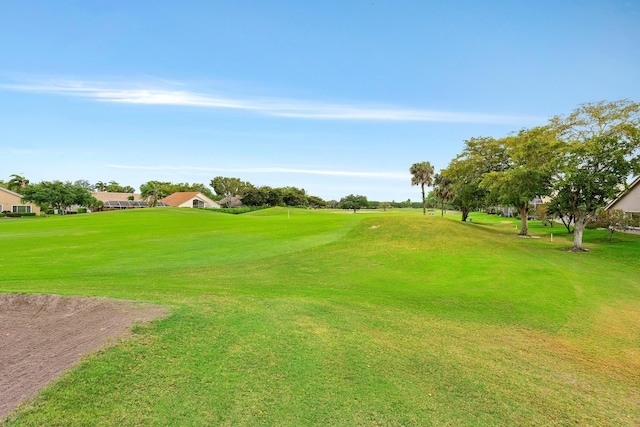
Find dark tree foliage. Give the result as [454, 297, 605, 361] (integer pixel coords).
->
[21, 181, 97, 214]
[339, 194, 368, 213]
[480, 126, 559, 236]
[281, 186, 308, 207]
[210, 177, 252, 207]
[550, 100, 640, 250]
[307, 195, 327, 208]
[440, 138, 495, 221]
[227, 182, 324, 208]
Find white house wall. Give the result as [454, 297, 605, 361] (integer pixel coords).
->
[609, 182, 640, 213]
[177, 197, 217, 208]
[178, 198, 197, 208]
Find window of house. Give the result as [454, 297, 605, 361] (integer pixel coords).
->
[12, 205, 32, 213]
[193, 199, 205, 208]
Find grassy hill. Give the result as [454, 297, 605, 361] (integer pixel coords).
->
[1, 208, 639, 426]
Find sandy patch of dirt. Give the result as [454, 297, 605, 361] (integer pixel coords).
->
[0, 293, 169, 419]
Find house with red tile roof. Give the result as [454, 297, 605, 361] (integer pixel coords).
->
[160, 192, 221, 209]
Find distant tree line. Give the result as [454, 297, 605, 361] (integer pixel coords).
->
[3, 171, 442, 215]
[5, 178, 224, 213]
[209, 176, 323, 208]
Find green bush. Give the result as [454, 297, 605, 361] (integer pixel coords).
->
[207, 206, 269, 215]
[585, 221, 599, 229]
[4, 212, 36, 218]
[77, 207, 87, 214]
[212, 207, 252, 215]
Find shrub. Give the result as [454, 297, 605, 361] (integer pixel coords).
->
[77, 208, 87, 214]
[207, 206, 269, 215]
[4, 212, 36, 218]
[213, 207, 252, 215]
[591, 209, 633, 241]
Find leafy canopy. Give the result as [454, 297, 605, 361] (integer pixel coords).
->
[550, 99, 640, 250]
[339, 194, 368, 212]
[21, 181, 97, 213]
[480, 126, 559, 235]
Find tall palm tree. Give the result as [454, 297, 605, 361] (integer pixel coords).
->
[7, 174, 29, 192]
[410, 161, 435, 216]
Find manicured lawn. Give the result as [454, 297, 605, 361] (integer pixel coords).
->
[1, 208, 639, 426]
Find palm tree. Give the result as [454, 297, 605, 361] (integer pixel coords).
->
[410, 162, 435, 215]
[7, 174, 29, 192]
[433, 173, 455, 217]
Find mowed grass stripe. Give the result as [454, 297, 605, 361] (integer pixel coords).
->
[1, 208, 639, 426]
[0, 208, 361, 289]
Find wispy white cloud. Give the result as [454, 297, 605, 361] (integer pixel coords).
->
[107, 164, 409, 179]
[1, 78, 543, 125]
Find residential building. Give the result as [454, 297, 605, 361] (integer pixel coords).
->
[0, 187, 41, 214]
[160, 192, 221, 209]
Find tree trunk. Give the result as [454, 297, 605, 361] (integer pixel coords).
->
[461, 207, 469, 222]
[572, 216, 588, 251]
[518, 204, 528, 236]
[441, 202, 445, 217]
[421, 183, 426, 216]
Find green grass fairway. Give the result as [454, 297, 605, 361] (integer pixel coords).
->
[1, 208, 639, 426]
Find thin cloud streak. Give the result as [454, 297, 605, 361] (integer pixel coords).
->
[2, 79, 543, 125]
[107, 164, 409, 179]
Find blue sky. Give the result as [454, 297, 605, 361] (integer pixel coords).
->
[1, 1, 639, 202]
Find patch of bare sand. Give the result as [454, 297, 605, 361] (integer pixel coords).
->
[0, 293, 169, 419]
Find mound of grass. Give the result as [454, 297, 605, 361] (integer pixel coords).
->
[1, 208, 639, 426]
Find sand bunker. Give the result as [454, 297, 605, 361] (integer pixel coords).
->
[0, 293, 169, 419]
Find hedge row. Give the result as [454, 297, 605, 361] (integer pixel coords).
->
[1, 212, 37, 218]
[206, 206, 269, 215]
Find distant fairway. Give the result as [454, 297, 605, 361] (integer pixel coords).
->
[1, 208, 639, 426]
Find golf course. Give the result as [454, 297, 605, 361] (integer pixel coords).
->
[1, 207, 638, 426]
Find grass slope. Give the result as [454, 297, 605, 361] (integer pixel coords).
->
[1, 208, 639, 426]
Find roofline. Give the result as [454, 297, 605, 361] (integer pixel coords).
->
[605, 175, 640, 210]
[0, 186, 23, 197]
